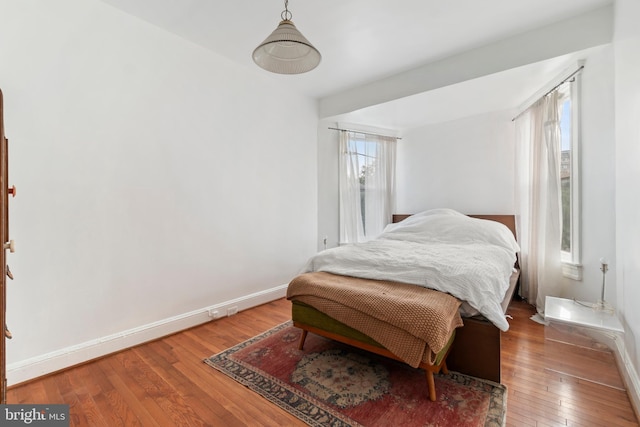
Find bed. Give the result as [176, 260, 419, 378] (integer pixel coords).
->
[286, 209, 520, 400]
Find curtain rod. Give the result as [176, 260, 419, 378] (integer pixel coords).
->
[511, 65, 584, 122]
[328, 126, 402, 140]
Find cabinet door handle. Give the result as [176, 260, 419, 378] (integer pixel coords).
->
[3, 240, 15, 253]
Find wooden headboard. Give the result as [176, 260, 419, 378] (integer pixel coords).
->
[392, 214, 517, 240]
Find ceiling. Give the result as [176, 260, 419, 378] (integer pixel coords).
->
[99, 0, 613, 130]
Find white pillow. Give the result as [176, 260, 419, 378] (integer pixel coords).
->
[380, 209, 520, 252]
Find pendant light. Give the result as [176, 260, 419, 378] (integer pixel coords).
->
[252, 0, 321, 74]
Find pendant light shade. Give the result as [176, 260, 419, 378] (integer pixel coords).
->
[252, 1, 321, 74]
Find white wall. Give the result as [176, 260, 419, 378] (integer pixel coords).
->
[396, 110, 515, 214]
[317, 123, 340, 251]
[0, 0, 318, 383]
[614, 0, 640, 404]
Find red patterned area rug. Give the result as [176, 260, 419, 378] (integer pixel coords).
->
[205, 322, 506, 427]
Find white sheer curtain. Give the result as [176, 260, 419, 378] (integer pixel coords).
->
[515, 90, 564, 313]
[339, 130, 396, 244]
[339, 131, 364, 243]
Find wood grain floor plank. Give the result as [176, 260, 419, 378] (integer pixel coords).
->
[134, 340, 231, 426]
[82, 362, 143, 427]
[95, 357, 160, 427]
[102, 355, 169, 426]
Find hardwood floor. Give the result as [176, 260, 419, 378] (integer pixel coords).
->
[503, 301, 637, 427]
[6, 298, 639, 426]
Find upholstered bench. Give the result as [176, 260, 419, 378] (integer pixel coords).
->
[293, 301, 455, 401]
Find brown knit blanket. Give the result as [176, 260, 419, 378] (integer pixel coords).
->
[286, 272, 463, 368]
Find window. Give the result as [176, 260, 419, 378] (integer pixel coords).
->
[558, 78, 581, 279]
[514, 66, 583, 306]
[339, 130, 396, 244]
[560, 97, 572, 253]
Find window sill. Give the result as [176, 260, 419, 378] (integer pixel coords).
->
[562, 262, 583, 281]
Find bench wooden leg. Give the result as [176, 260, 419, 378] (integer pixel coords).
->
[298, 329, 308, 350]
[426, 370, 436, 402]
[425, 359, 448, 401]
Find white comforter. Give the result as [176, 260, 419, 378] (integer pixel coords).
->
[302, 209, 519, 331]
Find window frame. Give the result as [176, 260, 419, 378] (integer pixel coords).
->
[338, 128, 397, 244]
[348, 133, 377, 236]
[558, 75, 582, 280]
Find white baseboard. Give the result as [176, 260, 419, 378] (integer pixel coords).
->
[7, 284, 288, 386]
[614, 334, 640, 419]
